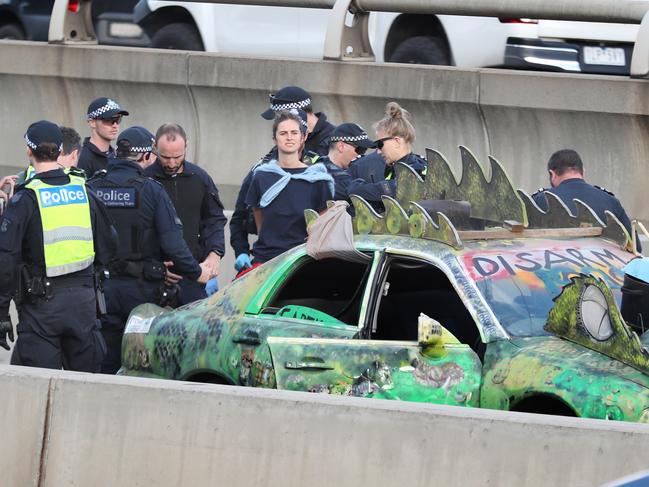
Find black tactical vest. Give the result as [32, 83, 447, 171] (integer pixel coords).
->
[90, 173, 161, 262]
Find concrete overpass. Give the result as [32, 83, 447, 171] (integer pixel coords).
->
[0, 40, 647, 223]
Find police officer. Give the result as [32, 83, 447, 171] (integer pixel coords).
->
[0, 121, 117, 371]
[145, 123, 226, 304]
[230, 86, 336, 273]
[88, 126, 210, 373]
[78, 97, 129, 177]
[261, 86, 335, 157]
[318, 123, 376, 201]
[347, 102, 426, 211]
[532, 149, 636, 240]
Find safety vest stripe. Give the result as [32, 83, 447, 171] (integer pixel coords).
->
[46, 256, 95, 277]
[42, 226, 93, 245]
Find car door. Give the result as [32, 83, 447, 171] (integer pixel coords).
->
[269, 250, 482, 406]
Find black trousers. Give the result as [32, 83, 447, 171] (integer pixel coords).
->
[178, 278, 207, 306]
[101, 277, 159, 374]
[11, 284, 105, 372]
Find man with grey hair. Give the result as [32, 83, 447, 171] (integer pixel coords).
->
[145, 123, 226, 304]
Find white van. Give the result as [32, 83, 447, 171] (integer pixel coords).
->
[133, 1, 637, 75]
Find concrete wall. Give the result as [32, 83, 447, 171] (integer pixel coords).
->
[2, 364, 649, 487]
[0, 41, 648, 222]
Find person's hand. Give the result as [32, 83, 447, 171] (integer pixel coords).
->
[197, 262, 210, 284]
[235, 253, 253, 272]
[0, 175, 17, 190]
[205, 277, 219, 296]
[201, 252, 221, 278]
[0, 317, 14, 351]
[163, 261, 183, 285]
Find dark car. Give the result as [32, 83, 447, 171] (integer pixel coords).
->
[0, 0, 148, 46]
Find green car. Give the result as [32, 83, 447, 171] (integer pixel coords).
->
[120, 147, 649, 422]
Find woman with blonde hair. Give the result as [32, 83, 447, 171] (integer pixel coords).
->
[373, 101, 426, 178]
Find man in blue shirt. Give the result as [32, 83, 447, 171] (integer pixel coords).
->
[532, 149, 635, 241]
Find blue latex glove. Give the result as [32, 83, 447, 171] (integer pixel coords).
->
[235, 253, 253, 272]
[205, 277, 219, 296]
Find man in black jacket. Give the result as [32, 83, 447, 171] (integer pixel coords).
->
[146, 123, 226, 304]
[78, 97, 129, 178]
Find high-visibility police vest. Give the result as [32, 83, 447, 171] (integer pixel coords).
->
[25, 175, 95, 277]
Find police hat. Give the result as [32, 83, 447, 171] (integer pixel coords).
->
[330, 123, 377, 149]
[261, 86, 312, 120]
[87, 97, 129, 120]
[24, 120, 63, 151]
[117, 126, 154, 154]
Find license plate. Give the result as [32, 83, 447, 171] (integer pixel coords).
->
[583, 46, 625, 66]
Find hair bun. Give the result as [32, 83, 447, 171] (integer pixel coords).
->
[386, 101, 403, 119]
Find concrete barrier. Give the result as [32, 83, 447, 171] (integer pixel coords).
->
[2, 364, 649, 487]
[0, 41, 648, 223]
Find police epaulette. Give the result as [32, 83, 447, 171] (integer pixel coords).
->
[67, 167, 87, 179]
[87, 169, 108, 182]
[594, 185, 615, 196]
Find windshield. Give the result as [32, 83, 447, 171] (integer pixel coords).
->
[460, 239, 633, 337]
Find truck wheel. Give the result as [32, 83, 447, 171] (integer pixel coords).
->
[150, 23, 204, 51]
[389, 36, 450, 65]
[0, 24, 25, 40]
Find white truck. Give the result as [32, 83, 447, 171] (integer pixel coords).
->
[133, 1, 637, 75]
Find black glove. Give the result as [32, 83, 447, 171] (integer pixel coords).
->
[0, 317, 14, 351]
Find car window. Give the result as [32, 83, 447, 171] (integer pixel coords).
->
[461, 240, 631, 337]
[263, 255, 373, 327]
[369, 256, 483, 356]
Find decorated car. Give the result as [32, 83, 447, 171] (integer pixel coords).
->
[120, 147, 649, 422]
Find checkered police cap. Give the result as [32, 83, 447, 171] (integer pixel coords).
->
[330, 122, 377, 149]
[117, 126, 154, 153]
[261, 86, 312, 120]
[24, 120, 64, 152]
[87, 97, 130, 120]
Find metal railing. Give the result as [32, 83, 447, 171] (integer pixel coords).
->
[49, 0, 649, 77]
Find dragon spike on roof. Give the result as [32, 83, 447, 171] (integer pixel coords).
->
[517, 190, 632, 248]
[351, 194, 463, 249]
[395, 146, 527, 226]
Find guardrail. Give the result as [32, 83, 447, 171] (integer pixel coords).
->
[49, 0, 649, 76]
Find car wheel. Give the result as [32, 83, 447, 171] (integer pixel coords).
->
[150, 23, 204, 51]
[0, 23, 25, 40]
[389, 35, 450, 65]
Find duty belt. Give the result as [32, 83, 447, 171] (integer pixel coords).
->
[108, 260, 166, 281]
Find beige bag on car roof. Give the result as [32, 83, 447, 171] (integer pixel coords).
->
[306, 201, 371, 263]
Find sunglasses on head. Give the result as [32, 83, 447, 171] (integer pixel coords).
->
[100, 116, 122, 126]
[375, 136, 395, 149]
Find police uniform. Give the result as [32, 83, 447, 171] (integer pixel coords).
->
[321, 123, 378, 201]
[261, 86, 335, 157]
[87, 126, 203, 373]
[145, 158, 226, 305]
[532, 178, 635, 237]
[0, 121, 117, 371]
[347, 151, 427, 211]
[78, 97, 129, 178]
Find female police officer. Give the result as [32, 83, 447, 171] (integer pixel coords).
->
[0, 121, 117, 371]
